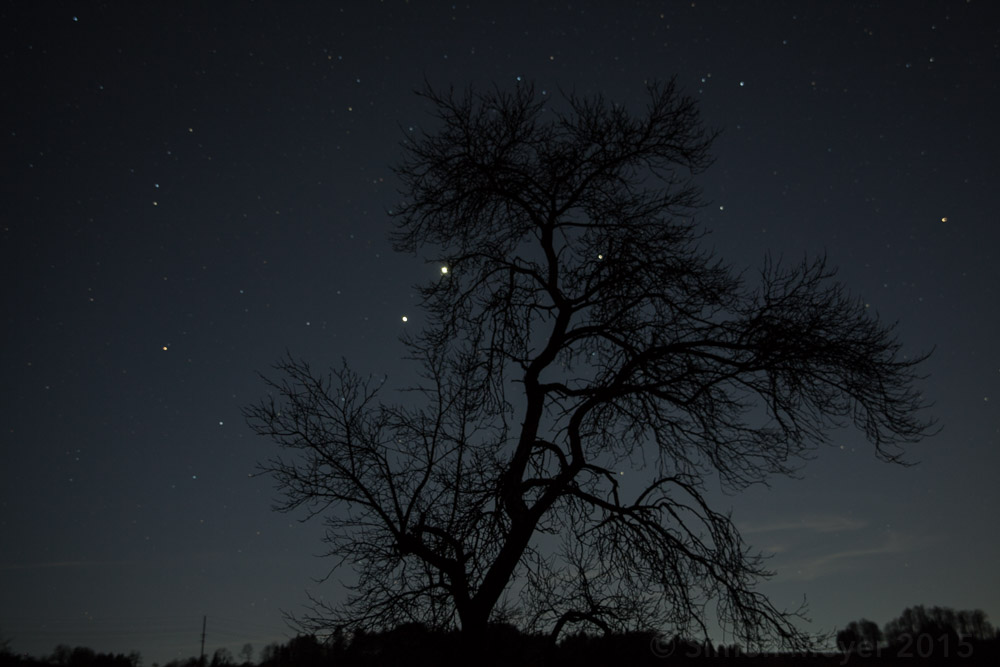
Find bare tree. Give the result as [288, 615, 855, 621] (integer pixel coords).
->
[837, 618, 882, 653]
[246, 79, 934, 650]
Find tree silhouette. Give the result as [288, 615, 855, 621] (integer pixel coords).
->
[246, 79, 935, 650]
[836, 618, 882, 654]
[958, 609, 995, 641]
[881, 604, 996, 658]
[208, 650, 231, 667]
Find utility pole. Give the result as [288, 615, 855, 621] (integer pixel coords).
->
[199, 615, 206, 667]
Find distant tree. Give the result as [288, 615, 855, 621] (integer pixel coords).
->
[837, 618, 882, 654]
[884, 606, 916, 647]
[328, 627, 346, 662]
[248, 79, 935, 651]
[880, 605, 992, 657]
[258, 636, 326, 667]
[835, 624, 859, 653]
[237, 645, 252, 667]
[857, 618, 883, 649]
[957, 609, 995, 641]
[162, 659, 198, 667]
[208, 649, 231, 667]
[68, 647, 95, 667]
[50, 646, 72, 666]
[254, 646, 277, 667]
[348, 623, 447, 665]
[0, 631, 14, 665]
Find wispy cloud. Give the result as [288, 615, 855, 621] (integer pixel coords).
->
[736, 514, 933, 582]
[770, 531, 924, 582]
[739, 514, 869, 535]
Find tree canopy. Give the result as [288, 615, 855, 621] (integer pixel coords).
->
[246, 79, 935, 650]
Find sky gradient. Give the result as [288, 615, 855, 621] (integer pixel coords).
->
[2, 1, 998, 663]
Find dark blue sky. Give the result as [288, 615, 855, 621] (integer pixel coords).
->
[2, 1, 998, 663]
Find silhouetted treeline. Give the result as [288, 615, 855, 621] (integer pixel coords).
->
[837, 605, 999, 662]
[0, 646, 139, 667]
[3, 605, 999, 667]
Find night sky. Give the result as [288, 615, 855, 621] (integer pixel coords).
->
[2, 1, 998, 663]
